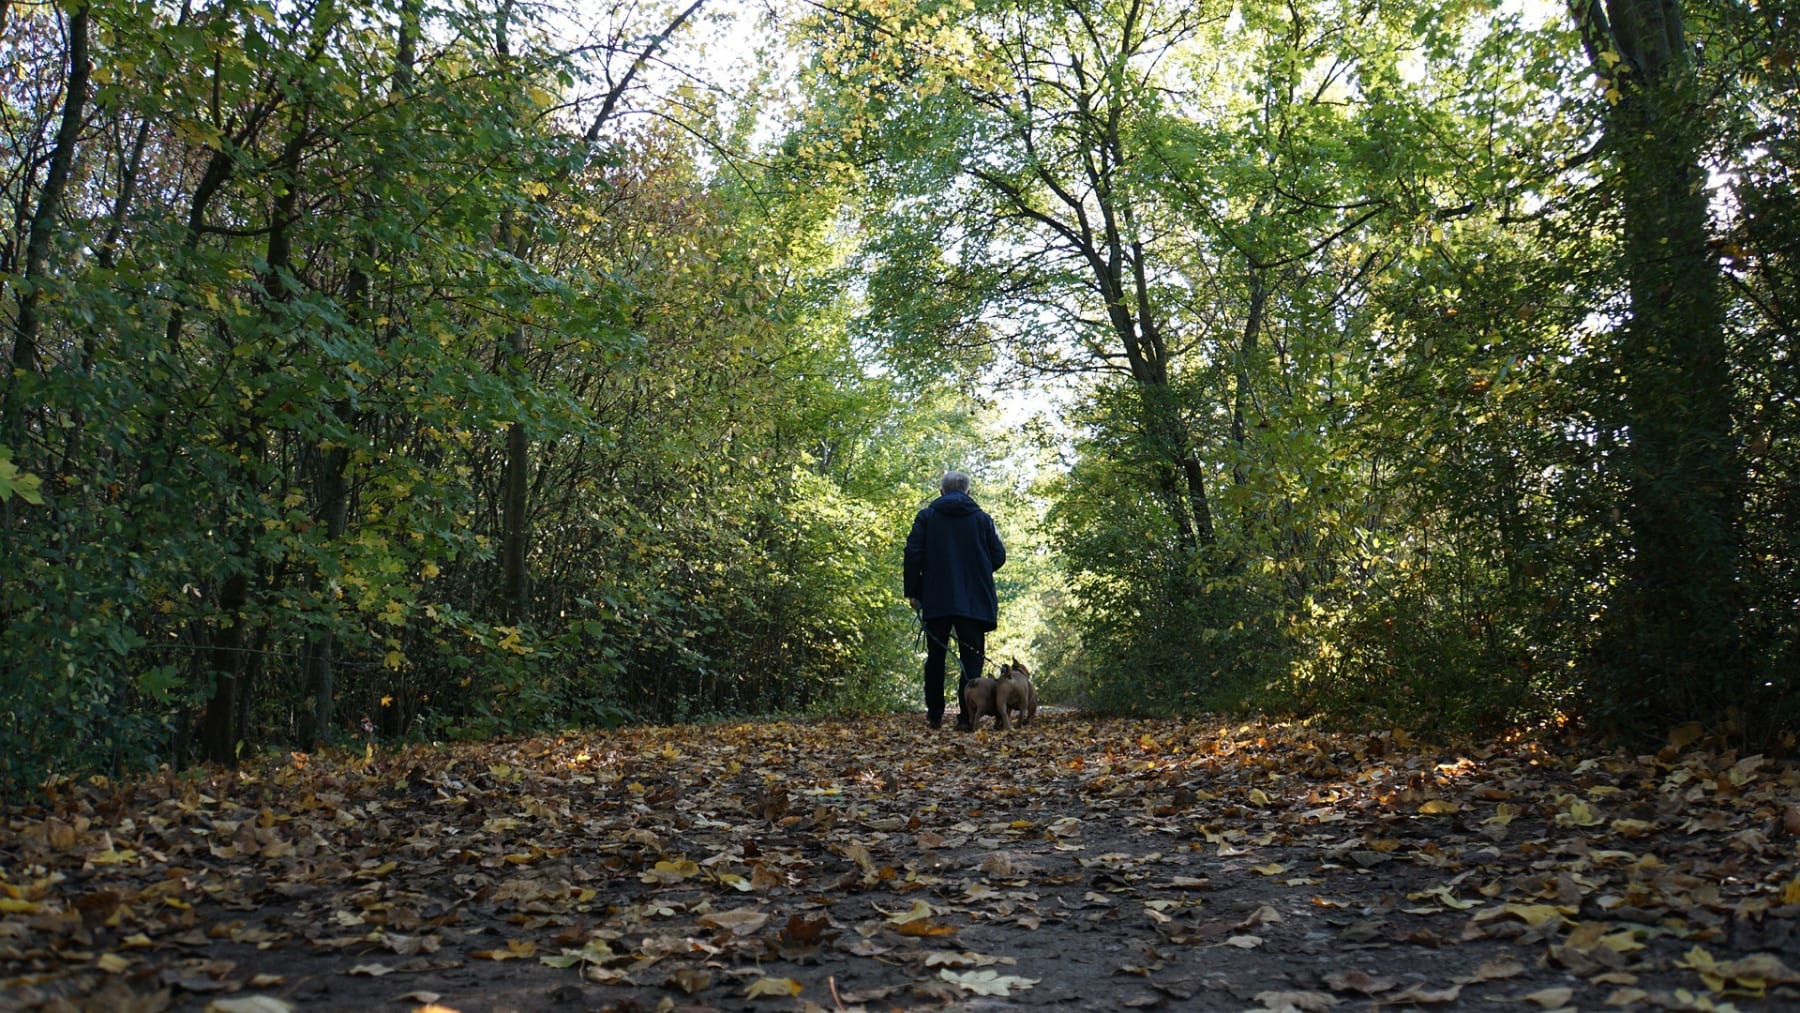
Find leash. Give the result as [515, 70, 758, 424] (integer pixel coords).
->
[913, 605, 988, 681]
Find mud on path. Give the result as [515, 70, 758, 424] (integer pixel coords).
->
[3, 711, 1798, 1011]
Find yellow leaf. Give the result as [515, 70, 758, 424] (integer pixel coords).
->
[1598, 931, 1645, 953]
[743, 976, 802, 998]
[1676, 945, 1718, 974]
[1251, 863, 1288, 877]
[1502, 903, 1569, 927]
[1484, 803, 1517, 826]
[1408, 886, 1478, 910]
[881, 899, 937, 924]
[1521, 987, 1574, 1008]
[1419, 799, 1460, 815]
[471, 939, 536, 961]
[204, 998, 297, 1013]
[1554, 797, 1604, 827]
[640, 858, 699, 884]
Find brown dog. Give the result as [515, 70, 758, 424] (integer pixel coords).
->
[961, 677, 1009, 730]
[995, 658, 1037, 727]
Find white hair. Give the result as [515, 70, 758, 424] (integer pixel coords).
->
[940, 470, 970, 494]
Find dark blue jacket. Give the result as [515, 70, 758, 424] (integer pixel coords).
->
[904, 492, 1006, 628]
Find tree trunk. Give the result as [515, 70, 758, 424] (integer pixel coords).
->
[501, 414, 530, 621]
[1575, 0, 1745, 727]
[199, 570, 250, 764]
[205, 91, 311, 761]
[1231, 271, 1268, 489]
[298, 443, 348, 748]
[3, 2, 89, 440]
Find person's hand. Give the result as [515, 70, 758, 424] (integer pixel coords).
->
[907, 598, 919, 611]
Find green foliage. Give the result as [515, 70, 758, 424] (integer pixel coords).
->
[796, 0, 1798, 746]
[0, 447, 44, 505]
[4, 0, 1797, 795]
[1042, 385, 1289, 715]
[0, 0, 960, 794]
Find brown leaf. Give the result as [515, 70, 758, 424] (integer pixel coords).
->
[697, 907, 769, 934]
[1387, 983, 1462, 1004]
[666, 967, 713, 994]
[896, 920, 958, 937]
[779, 913, 832, 945]
[1323, 970, 1396, 994]
[1253, 989, 1338, 1010]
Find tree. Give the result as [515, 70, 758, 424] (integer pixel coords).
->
[1571, 0, 1748, 732]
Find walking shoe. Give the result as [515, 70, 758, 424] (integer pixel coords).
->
[955, 714, 973, 732]
[928, 715, 943, 729]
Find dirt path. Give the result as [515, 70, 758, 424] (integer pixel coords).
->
[3, 712, 1798, 1011]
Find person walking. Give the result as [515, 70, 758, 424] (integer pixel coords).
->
[904, 470, 1006, 730]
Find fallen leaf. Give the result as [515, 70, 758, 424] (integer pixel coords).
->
[1324, 969, 1396, 994]
[923, 950, 1011, 967]
[896, 919, 958, 937]
[1253, 989, 1338, 1010]
[939, 969, 1039, 996]
[743, 976, 803, 997]
[469, 939, 536, 961]
[1518, 986, 1574, 1008]
[697, 907, 769, 934]
[204, 1000, 295, 1013]
[667, 967, 712, 993]
[1388, 982, 1462, 1004]
[1469, 958, 1526, 982]
[879, 899, 937, 924]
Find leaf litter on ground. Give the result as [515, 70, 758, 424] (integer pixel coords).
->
[2, 714, 1798, 1011]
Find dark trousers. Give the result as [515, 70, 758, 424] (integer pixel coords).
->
[923, 615, 987, 721]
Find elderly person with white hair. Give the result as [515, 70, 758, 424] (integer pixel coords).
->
[904, 470, 1006, 731]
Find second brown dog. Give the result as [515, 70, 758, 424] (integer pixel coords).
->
[961, 677, 1009, 730]
[995, 658, 1037, 727]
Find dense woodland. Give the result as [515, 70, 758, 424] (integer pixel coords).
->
[1, 0, 1794, 795]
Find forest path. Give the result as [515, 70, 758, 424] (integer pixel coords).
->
[3, 712, 1798, 1011]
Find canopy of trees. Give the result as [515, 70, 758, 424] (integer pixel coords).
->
[2, 0, 1794, 793]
